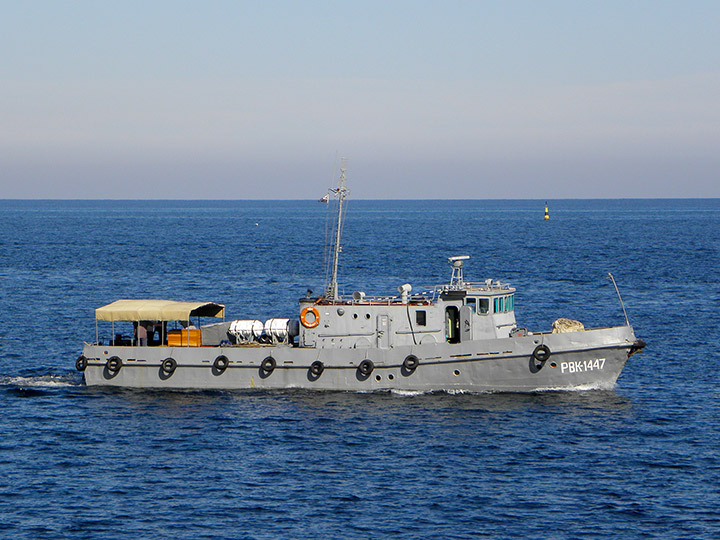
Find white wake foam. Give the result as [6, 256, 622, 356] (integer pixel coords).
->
[534, 381, 616, 393]
[1, 375, 77, 388]
[390, 389, 428, 397]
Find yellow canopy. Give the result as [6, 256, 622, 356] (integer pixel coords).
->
[95, 299, 225, 322]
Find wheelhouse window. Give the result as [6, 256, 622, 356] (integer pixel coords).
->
[466, 297, 489, 315]
[493, 294, 515, 313]
[416, 310, 427, 326]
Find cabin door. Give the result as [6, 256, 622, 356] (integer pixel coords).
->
[460, 305, 473, 342]
[446, 306, 460, 344]
[377, 315, 390, 349]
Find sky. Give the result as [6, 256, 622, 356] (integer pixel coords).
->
[1, 0, 719, 199]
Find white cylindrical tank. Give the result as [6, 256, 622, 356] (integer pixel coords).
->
[264, 318, 290, 342]
[229, 320, 263, 342]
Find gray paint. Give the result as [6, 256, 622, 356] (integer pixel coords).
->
[81, 319, 639, 392]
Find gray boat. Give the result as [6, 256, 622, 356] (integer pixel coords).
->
[76, 165, 645, 392]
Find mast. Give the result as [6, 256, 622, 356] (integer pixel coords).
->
[325, 159, 349, 301]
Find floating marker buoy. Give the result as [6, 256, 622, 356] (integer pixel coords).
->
[544, 201, 550, 220]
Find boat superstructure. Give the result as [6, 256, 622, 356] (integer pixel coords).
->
[76, 166, 644, 392]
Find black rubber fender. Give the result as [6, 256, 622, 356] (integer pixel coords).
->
[310, 360, 324, 377]
[402, 355, 419, 372]
[261, 356, 276, 373]
[358, 359, 374, 376]
[161, 357, 177, 375]
[532, 344, 551, 363]
[75, 355, 88, 372]
[213, 355, 229, 373]
[106, 356, 122, 373]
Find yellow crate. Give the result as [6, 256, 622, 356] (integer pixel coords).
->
[167, 329, 202, 347]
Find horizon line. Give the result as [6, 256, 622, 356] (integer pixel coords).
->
[2, 197, 719, 202]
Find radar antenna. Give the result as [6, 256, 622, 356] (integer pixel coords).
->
[448, 255, 470, 288]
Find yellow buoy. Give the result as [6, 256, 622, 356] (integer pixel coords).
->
[544, 202, 549, 220]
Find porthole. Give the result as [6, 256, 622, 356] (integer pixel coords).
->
[365, 313, 371, 319]
[353, 313, 358, 319]
[388, 374, 394, 381]
[453, 369, 461, 376]
[550, 362, 557, 368]
[375, 374, 382, 381]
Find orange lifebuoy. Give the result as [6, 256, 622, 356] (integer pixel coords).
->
[300, 306, 320, 328]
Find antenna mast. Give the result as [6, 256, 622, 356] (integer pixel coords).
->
[608, 272, 630, 326]
[325, 159, 349, 301]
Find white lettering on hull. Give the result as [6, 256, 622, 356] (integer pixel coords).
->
[561, 358, 605, 374]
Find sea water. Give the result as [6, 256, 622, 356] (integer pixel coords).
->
[0, 199, 718, 539]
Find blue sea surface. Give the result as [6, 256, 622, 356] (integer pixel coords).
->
[0, 198, 718, 539]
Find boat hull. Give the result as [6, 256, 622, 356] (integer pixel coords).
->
[81, 325, 639, 393]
